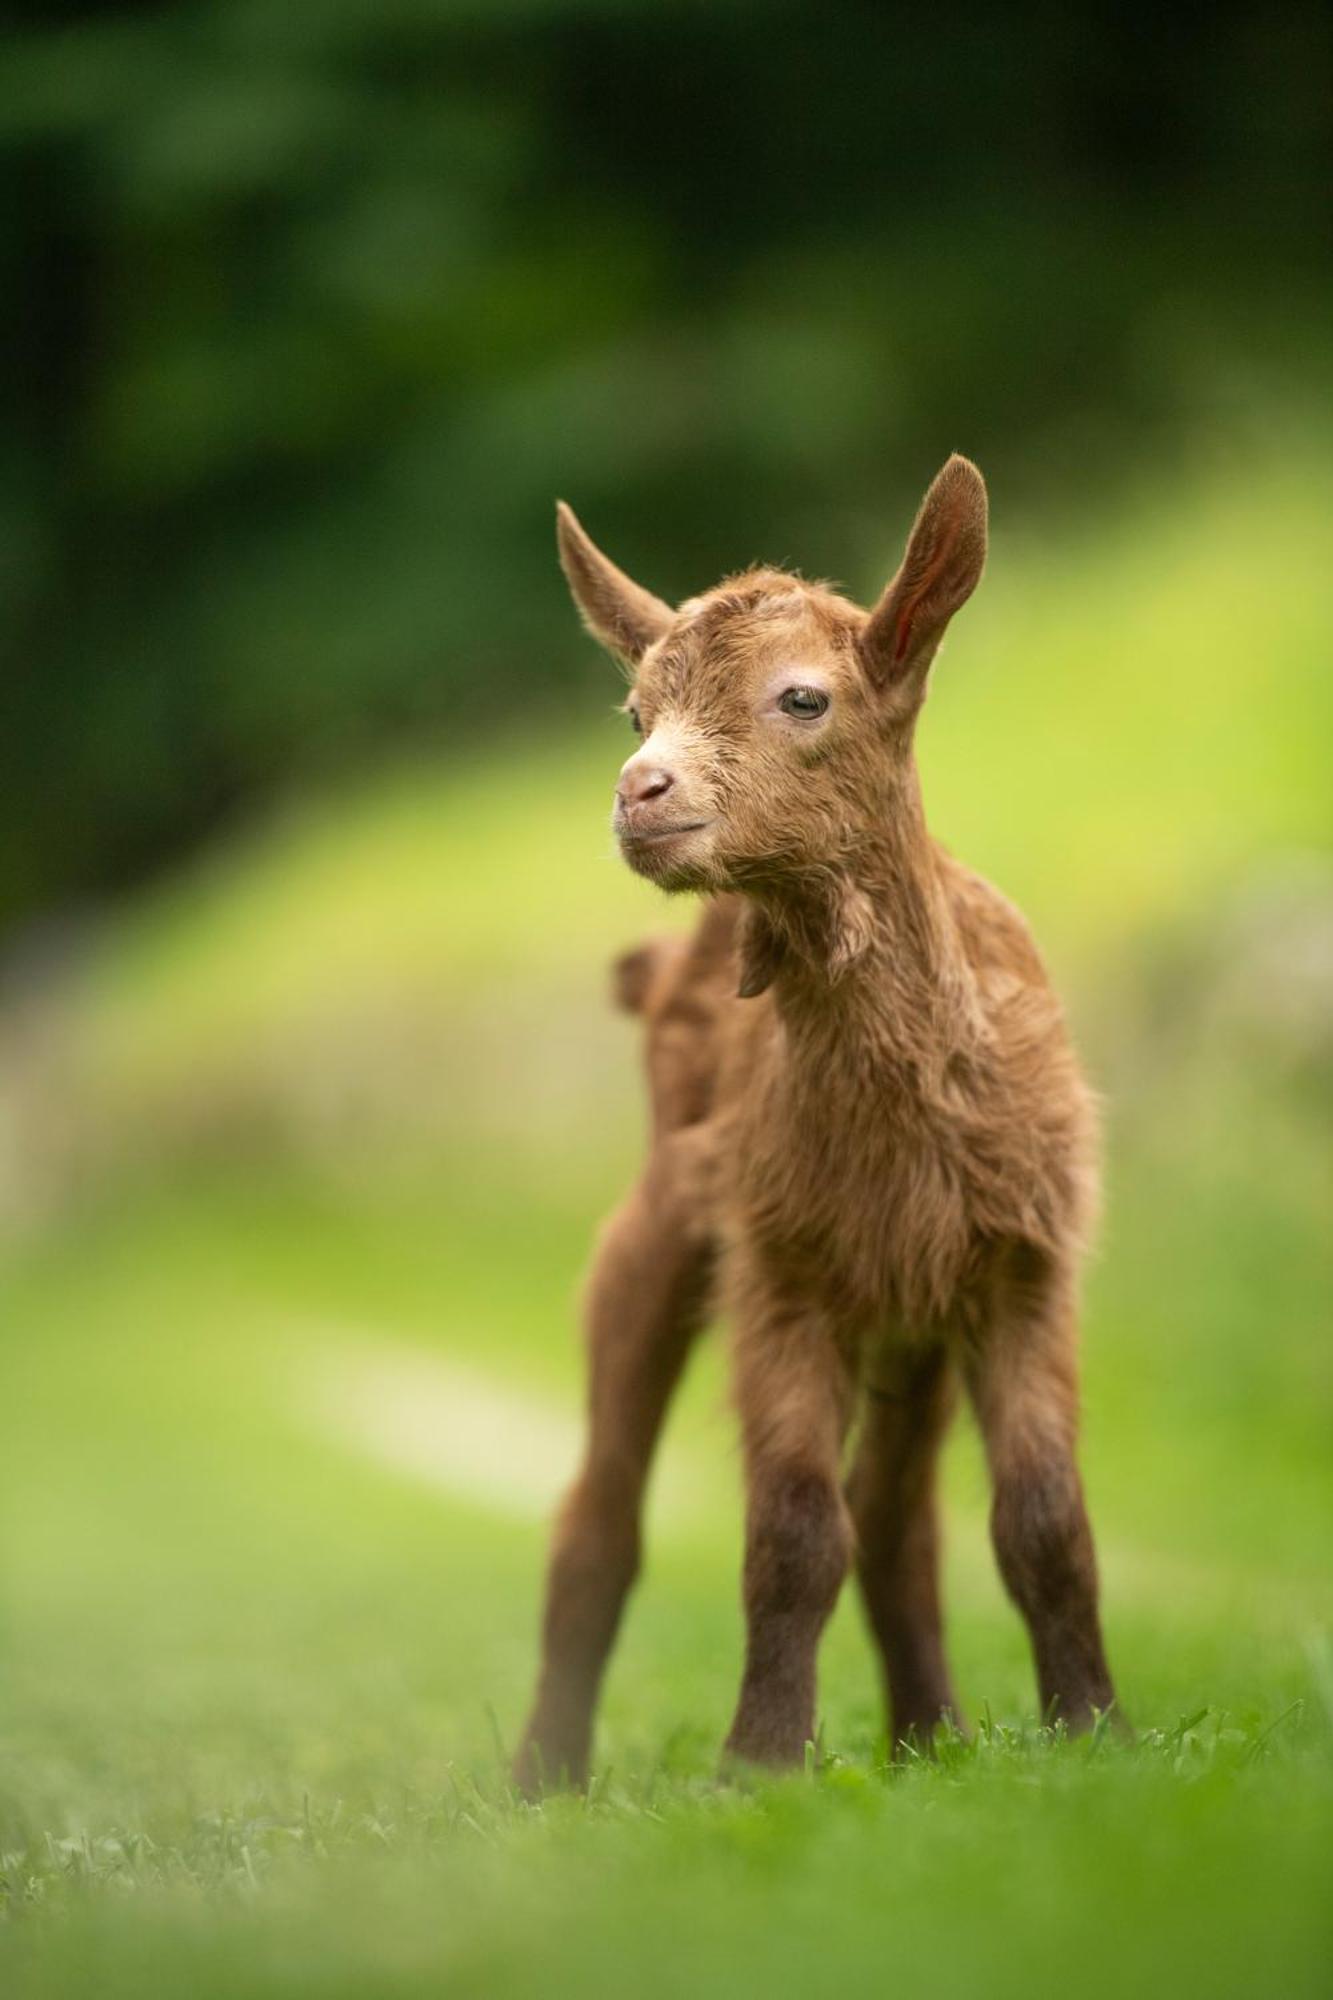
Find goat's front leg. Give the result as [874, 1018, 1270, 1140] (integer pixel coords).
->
[513, 1138, 712, 1793]
[845, 1344, 961, 1747]
[964, 1254, 1118, 1731]
[722, 1278, 855, 1770]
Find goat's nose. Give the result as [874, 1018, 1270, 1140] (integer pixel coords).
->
[616, 762, 675, 808]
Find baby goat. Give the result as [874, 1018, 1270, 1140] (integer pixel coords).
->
[514, 456, 1118, 1787]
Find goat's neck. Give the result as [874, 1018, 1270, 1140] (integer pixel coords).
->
[761, 774, 980, 1089]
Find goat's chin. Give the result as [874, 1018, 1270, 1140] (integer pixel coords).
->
[618, 827, 719, 893]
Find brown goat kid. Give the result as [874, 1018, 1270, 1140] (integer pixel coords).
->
[514, 456, 1119, 1788]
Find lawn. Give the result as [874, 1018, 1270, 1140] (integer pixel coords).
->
[1, 443, 1330, 1996]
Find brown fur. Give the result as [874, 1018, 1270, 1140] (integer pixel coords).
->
[514, 458, 1118, 1789]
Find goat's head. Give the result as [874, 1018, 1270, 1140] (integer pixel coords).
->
[557, 455, 987, 905]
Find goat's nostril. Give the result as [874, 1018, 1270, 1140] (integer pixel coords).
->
[618, 764, 675, 808]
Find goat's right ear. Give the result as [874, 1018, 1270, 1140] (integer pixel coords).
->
[860, 455, 987, 700]
[556, 501, 673, 668]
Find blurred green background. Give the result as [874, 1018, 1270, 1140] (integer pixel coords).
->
[1, 4, 1330, 1996]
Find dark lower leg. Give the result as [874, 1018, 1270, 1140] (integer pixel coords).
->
[514, 1458, 644, 1788]
[513, 1167, 710, 1791]
[990, 1456, 1115, 1727]
[847, 1356, 960, 1745]
[722, 1309, 853, 1770]
[966, 1271, 1118, 1732]
[724, 1462, 852, 1768]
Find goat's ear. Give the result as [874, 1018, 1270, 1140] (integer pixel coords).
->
[556, 501, 673, 668]
[861, 455, 987, 697]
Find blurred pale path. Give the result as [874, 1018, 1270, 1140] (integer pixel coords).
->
[304, 1337, 587, 1520]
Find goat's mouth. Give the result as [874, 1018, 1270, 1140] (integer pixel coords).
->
[618, 818, 711, 848]
[615, 816, 716, 883]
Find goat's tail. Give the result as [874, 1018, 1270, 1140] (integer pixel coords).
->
[611, 900, 743, 1016]
[610, 938, 674, 1014]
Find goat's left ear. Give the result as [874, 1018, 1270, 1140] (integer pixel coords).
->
[861, 455, 987, 697]
[556, 501, 674, 669]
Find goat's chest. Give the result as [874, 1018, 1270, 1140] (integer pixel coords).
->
[723, 1065, 981, 1330]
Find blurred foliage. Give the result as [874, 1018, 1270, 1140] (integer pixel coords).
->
[2, 0, 1330, 926]
[0, 443, 1322, 1233]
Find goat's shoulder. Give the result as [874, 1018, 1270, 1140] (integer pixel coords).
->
[934, 844, 1050, 992]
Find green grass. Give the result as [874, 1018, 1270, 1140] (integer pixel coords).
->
[0, 1149, 1329, 1996]
[1, 442, 1330, 1995]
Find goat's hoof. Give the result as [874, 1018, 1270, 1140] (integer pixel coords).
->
[511, 1730, 589, 1798]
[717, 1734, 807, 1783]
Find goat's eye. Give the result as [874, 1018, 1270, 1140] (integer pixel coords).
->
[779, 686, 829, 720]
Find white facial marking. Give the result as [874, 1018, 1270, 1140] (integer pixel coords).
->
[629, 715, 712, 776]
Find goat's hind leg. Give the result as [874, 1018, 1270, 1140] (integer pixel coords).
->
[512, 1138, 712, 1792]
[846, 1346, 961, 1750]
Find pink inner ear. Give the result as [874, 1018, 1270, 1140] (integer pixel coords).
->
[893, 496, 965, 664]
